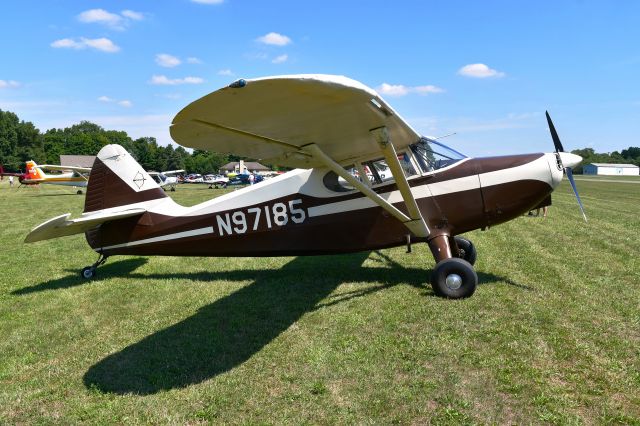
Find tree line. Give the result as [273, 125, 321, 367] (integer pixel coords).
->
[2, 109, 639, 174]
[0, 109, 238, 174]
[570, 147, 640, 173]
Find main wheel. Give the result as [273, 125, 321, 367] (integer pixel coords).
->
[454, 236, 477, 265]
[170, 187, 176, 192]
[430, 258, 477, 298]
[76, 189, 83, 195]
[81, 266, 96, 279]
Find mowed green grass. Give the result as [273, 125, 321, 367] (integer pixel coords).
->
[0, 178, 638, 424]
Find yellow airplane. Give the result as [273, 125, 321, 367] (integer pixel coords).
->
[20, 160, 91, 194]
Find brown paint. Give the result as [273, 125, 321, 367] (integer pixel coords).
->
[84, 153, 554, 264]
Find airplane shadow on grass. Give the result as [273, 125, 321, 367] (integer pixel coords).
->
[82, 251, 527, 395]
[11, 258, 148, 295]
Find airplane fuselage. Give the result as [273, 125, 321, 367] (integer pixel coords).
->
[21, 174, 88, 187]
[86, 152, 562, 257]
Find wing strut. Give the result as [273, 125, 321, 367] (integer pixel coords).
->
[371, 127, 430, 238]
[302, 139, 429, 238]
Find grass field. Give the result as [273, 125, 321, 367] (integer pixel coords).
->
[1, 177, 638, 424]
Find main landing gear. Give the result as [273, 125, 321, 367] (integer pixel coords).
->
[428, 235, 478, 298]
[80, 253, 108, 279]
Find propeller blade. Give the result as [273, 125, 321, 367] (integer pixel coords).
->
[565, 167, 588, 222]
[545, 111, 565, 153]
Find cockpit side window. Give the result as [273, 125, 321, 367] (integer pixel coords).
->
[322, 152, 418, 193]
[323, 168, 356, 192]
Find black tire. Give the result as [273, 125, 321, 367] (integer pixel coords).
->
[454, 236, 477, 265]
[170, 187, 176, 192]
[76, 190, 83, 195]
[81, 266, 95, 280]
[430, 258, 477, 299]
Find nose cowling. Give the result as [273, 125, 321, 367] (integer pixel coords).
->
[559, 152, 582, 168]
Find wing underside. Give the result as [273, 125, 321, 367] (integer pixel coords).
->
[170, 74, 420, 168]
[40, 165, 92, 173]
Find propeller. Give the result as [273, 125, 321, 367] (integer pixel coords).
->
[546, 111, 587, 222]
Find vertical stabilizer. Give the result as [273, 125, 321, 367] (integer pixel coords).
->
[25, 161, 46, 181]
[84, 144, 167, 213]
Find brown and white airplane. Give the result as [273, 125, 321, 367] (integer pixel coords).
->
[25, 75, 586, 298]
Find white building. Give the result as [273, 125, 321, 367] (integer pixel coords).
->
[583, 163, 639, 176]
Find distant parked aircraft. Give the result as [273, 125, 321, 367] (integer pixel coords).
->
[148, 169, 185, 192]
[19, 161, 91, 194]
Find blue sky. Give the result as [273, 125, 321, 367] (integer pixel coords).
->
[1, 0, 639, 157]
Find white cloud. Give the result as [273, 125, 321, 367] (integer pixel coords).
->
[0, 80, 20, 89]
[51, 38, 83, 49]
[191, 0, 224, 4]
[377, 83, 445, 97]
[82, 38, 120, 53]
[78, 8, 122, 27]
[121, 10, 144, 21]
[458, 63, 505, 78]
[156, 53, 181, 68]
[272, 54, 288, 64]
[378, 83, 409, 96]
[256, 32, 291, 46]
[51, 37, 120, 53]
[149, 75, 205, 85]
[414, 85, 445, 95]
[187, 57, 202, 64]
[97, 96, 133, 107]
[77, 8, 144, 30]
[218, 69, 234, 76]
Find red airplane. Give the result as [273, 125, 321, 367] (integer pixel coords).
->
[0, 164, 24, 181]
[25, 75, 586, 298]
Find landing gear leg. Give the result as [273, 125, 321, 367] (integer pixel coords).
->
[80, 253, 108, 279]
[428, 234, 477, 298]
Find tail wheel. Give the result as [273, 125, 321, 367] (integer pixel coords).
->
[81, 266, 96, 279]
[431, 258, 477, 299]
[454, 236, 477, 265]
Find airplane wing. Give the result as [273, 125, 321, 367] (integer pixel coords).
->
[148, 170, 185, 176]
[170, 74, 420, 168]
[40, 165, 92, 173]
[24, 208, 146, 243]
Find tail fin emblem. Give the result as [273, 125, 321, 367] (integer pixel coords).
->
[133, 171, 147, 189]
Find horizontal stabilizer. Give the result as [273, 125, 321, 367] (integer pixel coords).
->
[25, 208, 146, 243]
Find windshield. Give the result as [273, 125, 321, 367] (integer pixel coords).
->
[410, 137, 467, 172]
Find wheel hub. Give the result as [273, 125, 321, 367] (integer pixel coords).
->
[445, 273, 463, 290]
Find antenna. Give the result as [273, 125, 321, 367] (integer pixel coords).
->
[433, 132, 457, 140]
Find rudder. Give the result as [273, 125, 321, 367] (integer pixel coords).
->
[84, 144, 167, 213]
[25, 161, 46, 181]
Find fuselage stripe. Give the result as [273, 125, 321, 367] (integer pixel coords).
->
[99, 226, 214, 251]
